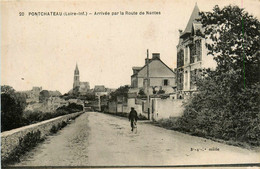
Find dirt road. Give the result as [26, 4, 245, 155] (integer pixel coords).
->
[15, 112, 260, 166]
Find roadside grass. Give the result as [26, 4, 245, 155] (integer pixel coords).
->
[156, 117, 260, 150]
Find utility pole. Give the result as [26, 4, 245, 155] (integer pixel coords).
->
[147, 49, 150, 120]
[98, 95, 101, 111]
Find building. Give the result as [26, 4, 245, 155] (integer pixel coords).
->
[130, 53, 176, 95]
[72, 63, 90, 95]
[49, 90, 62, 97]
[176, 4, 216, 99]
[20, 86, 42, 103]
[94, 85, 106, 93]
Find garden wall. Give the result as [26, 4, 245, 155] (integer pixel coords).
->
[151, 98, 184, 121]
[1, 111, 83, 162]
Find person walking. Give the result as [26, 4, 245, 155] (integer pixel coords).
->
[129, 107, 138, 132]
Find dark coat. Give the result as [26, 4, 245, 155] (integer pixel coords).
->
[129, 109, 138, 122]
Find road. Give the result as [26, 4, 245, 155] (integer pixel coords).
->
[15, 112, 259, 166]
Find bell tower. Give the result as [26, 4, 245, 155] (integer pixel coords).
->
[73, 63, 80, 88]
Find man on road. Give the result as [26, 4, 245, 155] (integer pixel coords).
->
[129, 107, 138, 132]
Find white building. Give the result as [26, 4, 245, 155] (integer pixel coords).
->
[176, 4, 217, 99]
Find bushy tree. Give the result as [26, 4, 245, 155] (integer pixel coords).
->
[179, 5, 260, 145]
[199, 5, 260, 88]
[138, 89, 146, 96]
[109, 85, 129, 101]
[39, 90, 50, 103]
[1, 85, 27, 131]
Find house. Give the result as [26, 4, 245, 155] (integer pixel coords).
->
[20, 86, 42, 103]
[94, 85, 106, 92]
[176, 4, 217, 99]
[130, 53, 176, 95]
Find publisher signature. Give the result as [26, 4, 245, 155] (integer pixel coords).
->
[190, 147, 220, 152]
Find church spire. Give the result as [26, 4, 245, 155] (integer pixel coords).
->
[74, 63, 79, 75]
[73, 63, 80, 88]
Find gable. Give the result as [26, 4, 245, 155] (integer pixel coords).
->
[137, 60, 175, 78]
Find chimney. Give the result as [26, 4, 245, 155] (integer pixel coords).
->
[152, 53, 160, 60]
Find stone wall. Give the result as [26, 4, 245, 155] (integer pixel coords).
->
[1, 112, 83, 162]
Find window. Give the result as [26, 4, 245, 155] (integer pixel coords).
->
[184, 47, 188, 62]
[185, 71, 188, 87]
[190, 70, 196, 89]
[163, 79, 169, 86]
[190, 44, 195, 63]
[177, 49, 184, 67]
[195, 40, 202, 61]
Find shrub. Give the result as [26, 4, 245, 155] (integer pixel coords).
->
[138, 113, 148, 120]
[2, 130, 43, 165]
[50, 125, 58, 134]
[177, 75, 260, 146]
[50, 121, 68, 134]
[56, 103, 83, 114]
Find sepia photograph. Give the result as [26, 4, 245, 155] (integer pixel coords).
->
[1, 0, 260, 168]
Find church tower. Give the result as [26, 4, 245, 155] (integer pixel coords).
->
[73, 63, 80, 88]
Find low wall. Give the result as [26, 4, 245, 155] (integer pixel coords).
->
[116, 104, 128, 113]
[151, 99, 184, 121]
[1, 111, 83, 162]
[108, 101, 117, 113]
[127, 98, 143, 114]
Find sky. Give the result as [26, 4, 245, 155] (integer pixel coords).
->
[1, 0, 259, 94]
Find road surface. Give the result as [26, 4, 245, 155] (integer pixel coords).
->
[15, 112, 259, 166]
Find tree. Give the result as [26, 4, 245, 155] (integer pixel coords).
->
[1, 85, 26, 131]
[109, 85, 129, 101]
[157, 89, 165, 95]
[199, 5, 260, 88]
[1, 85, 15, 94]
[138, 89, 146, 96]
[151, 86, 158, 94]
[178, 5, 260, 146]
[39, 90, 50, 103]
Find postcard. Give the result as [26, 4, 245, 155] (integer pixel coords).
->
[1, 0, 259, 168]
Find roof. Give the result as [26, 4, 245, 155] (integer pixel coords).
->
[131, 58, 175, 77]
[94, 85, 106, 92]
[180, 4, 200, 38]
